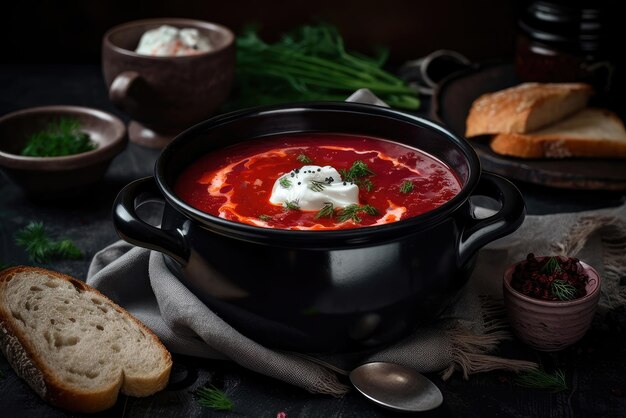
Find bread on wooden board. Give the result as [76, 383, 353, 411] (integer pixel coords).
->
[490, 108, 626, 159]
[0, 266, 172, 413]
[465, 82, 593, 137]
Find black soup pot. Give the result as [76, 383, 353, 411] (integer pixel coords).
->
[113, 103, 525, 352]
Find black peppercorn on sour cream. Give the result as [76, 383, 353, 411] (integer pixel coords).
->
[269, 165, 359, 210]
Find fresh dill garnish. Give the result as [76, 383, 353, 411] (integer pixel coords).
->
[297, 153, 313, 164]
[315, 202, 335, 219]
[279, 177, 292, 188]
[21, 118, 97, 157]
[541, 256, 561, 274]
[361, 178, 375, 192]
[340, 160, 375, 192]
[284, 200, 300, 211]
[340, 160, 374, 182]
[309, 180, 326, 192]
[515, 369, 568, 393]
[551, 280, 577, 301]
[400, 180, 414, 194]
[194, 385, 234, 411]
[259, 214, 272, 222]
[15, 221, 82, 263]
[337, 204, 379, 223]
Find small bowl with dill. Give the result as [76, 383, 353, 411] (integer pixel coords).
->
[503, 253, 601, 352]
[0, 105, 126, 198]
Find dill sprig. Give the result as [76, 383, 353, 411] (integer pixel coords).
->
[541, 256, 561, 274]
[297, 153, 313, 164]
[21, 118, 97, 157]
[361, 178, 375, 192]
[340, 160, 374, 181]
[259, 214, 272, 221]
[15, 222, 82, 263]
[339, 160, 376, 192]
[551, 280, 577, 301]
[194, 385, 234, 411]
[400, 180, 414, 194]
[284, 200, 300, 211]
[337, 204, 379, 223]
[315, 202, 335, 219]
[515, 369, 568, 393]
[309, 180, 326, 192]
[279, 177, 292, 188]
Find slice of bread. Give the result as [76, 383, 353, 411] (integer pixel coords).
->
[0, 266, 172, 413]
[490, 108, 626, 159]
[465, 82, 593, 137]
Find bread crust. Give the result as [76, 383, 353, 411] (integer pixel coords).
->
[0, 266, 172, 413]
[465, 82, 593, 137]
[490, 109, 626, 159]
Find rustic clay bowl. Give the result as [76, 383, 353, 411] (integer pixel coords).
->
[503, 258, 601, 351]
[0, 106, 127, 199]
[102, 18, 235, 148]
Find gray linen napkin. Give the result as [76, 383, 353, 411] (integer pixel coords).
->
[87, 202, 626, 395]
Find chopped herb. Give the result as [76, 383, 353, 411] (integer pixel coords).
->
[21, 118, 97, 157]
[284, 200, 300, 211]
[339, 160, 376, 192]
[361, 178, 375, 192]
[541, 256, 561, 274]
[194, 385, 234, 411]
[259, 215, 272, 222]
[551, 280, 577, 301]
[309, 180, 326, 192]
[337, 204, 379, 223]
[297, 153, 313, 164]
[279, 177, 292, 188]
[315, 202, 335, 219]
[15, 221, 82, 263]
[515, 369, 568, 393]
[340, 160, 374, 182]
[400, 180, 414, 194]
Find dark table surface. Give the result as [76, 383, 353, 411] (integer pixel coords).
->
[1, 64, 625, 418]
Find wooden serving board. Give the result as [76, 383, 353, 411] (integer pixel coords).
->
[431, 62, 626, 191]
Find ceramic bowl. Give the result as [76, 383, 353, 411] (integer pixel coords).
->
[102, 18, 235, 148]
[0, 105, 127, 199]
[503, 258, 601, 351]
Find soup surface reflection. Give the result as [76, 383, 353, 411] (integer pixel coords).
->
[174, 133, 462, 230]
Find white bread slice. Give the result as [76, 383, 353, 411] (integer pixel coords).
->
[490, 108, 626, 159]
[0, 267, 172, 413]
[465, 82, 593, 137]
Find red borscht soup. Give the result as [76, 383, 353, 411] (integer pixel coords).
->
[175, 133, 462, 230]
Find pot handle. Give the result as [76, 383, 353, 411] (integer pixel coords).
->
[109, 71, 143, 114]
[112, 176, 189, 265]
[458, 172, 525, 266]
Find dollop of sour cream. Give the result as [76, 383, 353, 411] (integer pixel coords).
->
[135, 25, 212, 56]
[269, 166, 359, 211]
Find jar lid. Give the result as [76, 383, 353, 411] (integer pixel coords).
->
[519, 0, 610, 53]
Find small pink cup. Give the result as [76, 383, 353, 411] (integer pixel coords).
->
[503, 259, 601, 352]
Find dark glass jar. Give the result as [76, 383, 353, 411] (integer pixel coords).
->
[515, 1, 619, 98]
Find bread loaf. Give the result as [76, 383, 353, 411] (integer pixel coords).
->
[0, 266, 172, 413]
[490, 108, 626, 159]
[465, 82, 593, 137]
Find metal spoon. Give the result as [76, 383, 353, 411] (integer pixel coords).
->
[349, 362, 443, 412]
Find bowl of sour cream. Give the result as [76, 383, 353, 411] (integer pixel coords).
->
[102, 18, 235, 148]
